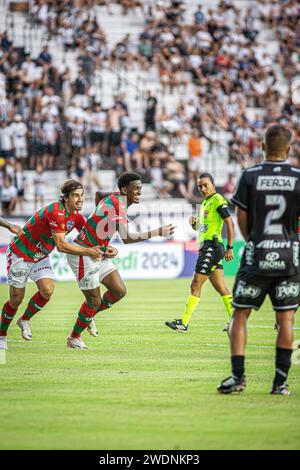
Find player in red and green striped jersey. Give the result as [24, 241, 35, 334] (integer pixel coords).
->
[0, 180, 103, 351]
[66, 172, 176, 349]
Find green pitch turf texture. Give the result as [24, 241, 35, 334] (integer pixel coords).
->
[0, 279, 299, 450]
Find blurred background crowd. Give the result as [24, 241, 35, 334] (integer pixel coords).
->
[0, 0, 300, 215]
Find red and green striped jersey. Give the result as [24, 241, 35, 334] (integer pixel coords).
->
[75, 193, 128, 247]
[9, 201, 86, 262]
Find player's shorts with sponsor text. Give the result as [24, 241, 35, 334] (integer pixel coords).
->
[6, 249, 55, 288]
[67, 253, 117, 290]
[232, 268, 300, 311]
[195, 240, 224, 275]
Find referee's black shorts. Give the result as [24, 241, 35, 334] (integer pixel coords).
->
[195, 240, 225, 276]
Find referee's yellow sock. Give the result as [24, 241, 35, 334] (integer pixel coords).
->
[222, 294, 233, 320]
[181, 295, 200, 326]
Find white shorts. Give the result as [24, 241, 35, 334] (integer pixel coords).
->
[15, 147, 28, 159]
[67, 253, 117, 290]
[188, 157, 202, 173]
[6, 249, 55, 288]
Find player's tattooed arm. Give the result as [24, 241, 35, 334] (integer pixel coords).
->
[0, 217, 23, 237]
[52, 232, 103, 259]
[236, 207, 248, 241]
[118, 223, 176, 244]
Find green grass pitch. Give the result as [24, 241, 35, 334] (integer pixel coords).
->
[0, 278, 299, 450]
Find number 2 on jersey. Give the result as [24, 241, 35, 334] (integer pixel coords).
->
[264, 195, 286, 235]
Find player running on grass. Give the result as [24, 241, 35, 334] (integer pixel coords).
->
[165, 173, 235, 333]
[0, 180, 103, 350]
[66, 171, 176, 349]
[0, 217, 23, 237]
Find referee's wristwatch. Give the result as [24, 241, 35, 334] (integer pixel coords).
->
[226, 245, 233, 250]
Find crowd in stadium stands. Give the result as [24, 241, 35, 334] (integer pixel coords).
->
[0, 0, 300, 213]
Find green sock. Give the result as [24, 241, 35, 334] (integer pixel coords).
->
[222, 294, 233, 320]
[181, 295, 200, 326]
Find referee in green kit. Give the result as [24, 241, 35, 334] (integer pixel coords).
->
[166, 173, 235, 332]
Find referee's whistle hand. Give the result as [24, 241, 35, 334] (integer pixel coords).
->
[225, 249, 234, 262]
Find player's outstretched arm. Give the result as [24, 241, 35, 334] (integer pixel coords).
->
[118, 223, 176, 244]
[0, 217, 23, 237]
[51, 232, 102, 259]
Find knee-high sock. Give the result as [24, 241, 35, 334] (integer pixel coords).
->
[222, 294, 233, 320]
[96, 291, 119, 313]
[181, 295, 200, 326]
[71, 303, 96, 339]
[0, 301, 18, 336]
[21, 292, 49, 321]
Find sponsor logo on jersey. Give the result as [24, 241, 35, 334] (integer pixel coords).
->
[276, 281, 300, 299]
[245, 241, 254, 266]
[36, 242, 50, 254]
[235, 281, 261, 299]
[256, 176, 297, 191]
[273, 166, 282, 173]
[66, 220, 75, 231]
[259, 251, 286, 270]
[293, 241, 299, 267]
[256, 240, 291, 249]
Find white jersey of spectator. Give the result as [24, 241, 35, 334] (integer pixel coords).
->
[42, 120, 57, 144]
[33, 172, 47, 197]
[65, 104, 86, 122]
[1, 183, 17, 203]
[92, 111, 107, 133]
[0, 96, 12, 122]
[196, 30, 212, 49]
[15, 170, 26, 193]
[188, 54, 202, 69]
[9, 121, 28, 157]
[159, 31, 175, 45]
[258, 1, 272, 19]
[0, 124, 13, 151]
[37, 4, 49, 23]
[60, 26, 74, 46]
[21, 59, 38, 83]
[41, 93, 61, 110]
[41, 103, 60, 119]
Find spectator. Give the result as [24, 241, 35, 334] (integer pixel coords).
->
[0, 120, 13, 158]
[187, 128, 203, 196]
[9, 115, 28, 160]
[33, 163, 47, 210]
[222, 172, 235, 200]
[14, 160, 26, 213]
[144, 90, 157, 131]
[1, 174, 17, 215]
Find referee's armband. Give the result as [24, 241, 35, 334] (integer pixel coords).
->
[217, 204, 230, 219]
